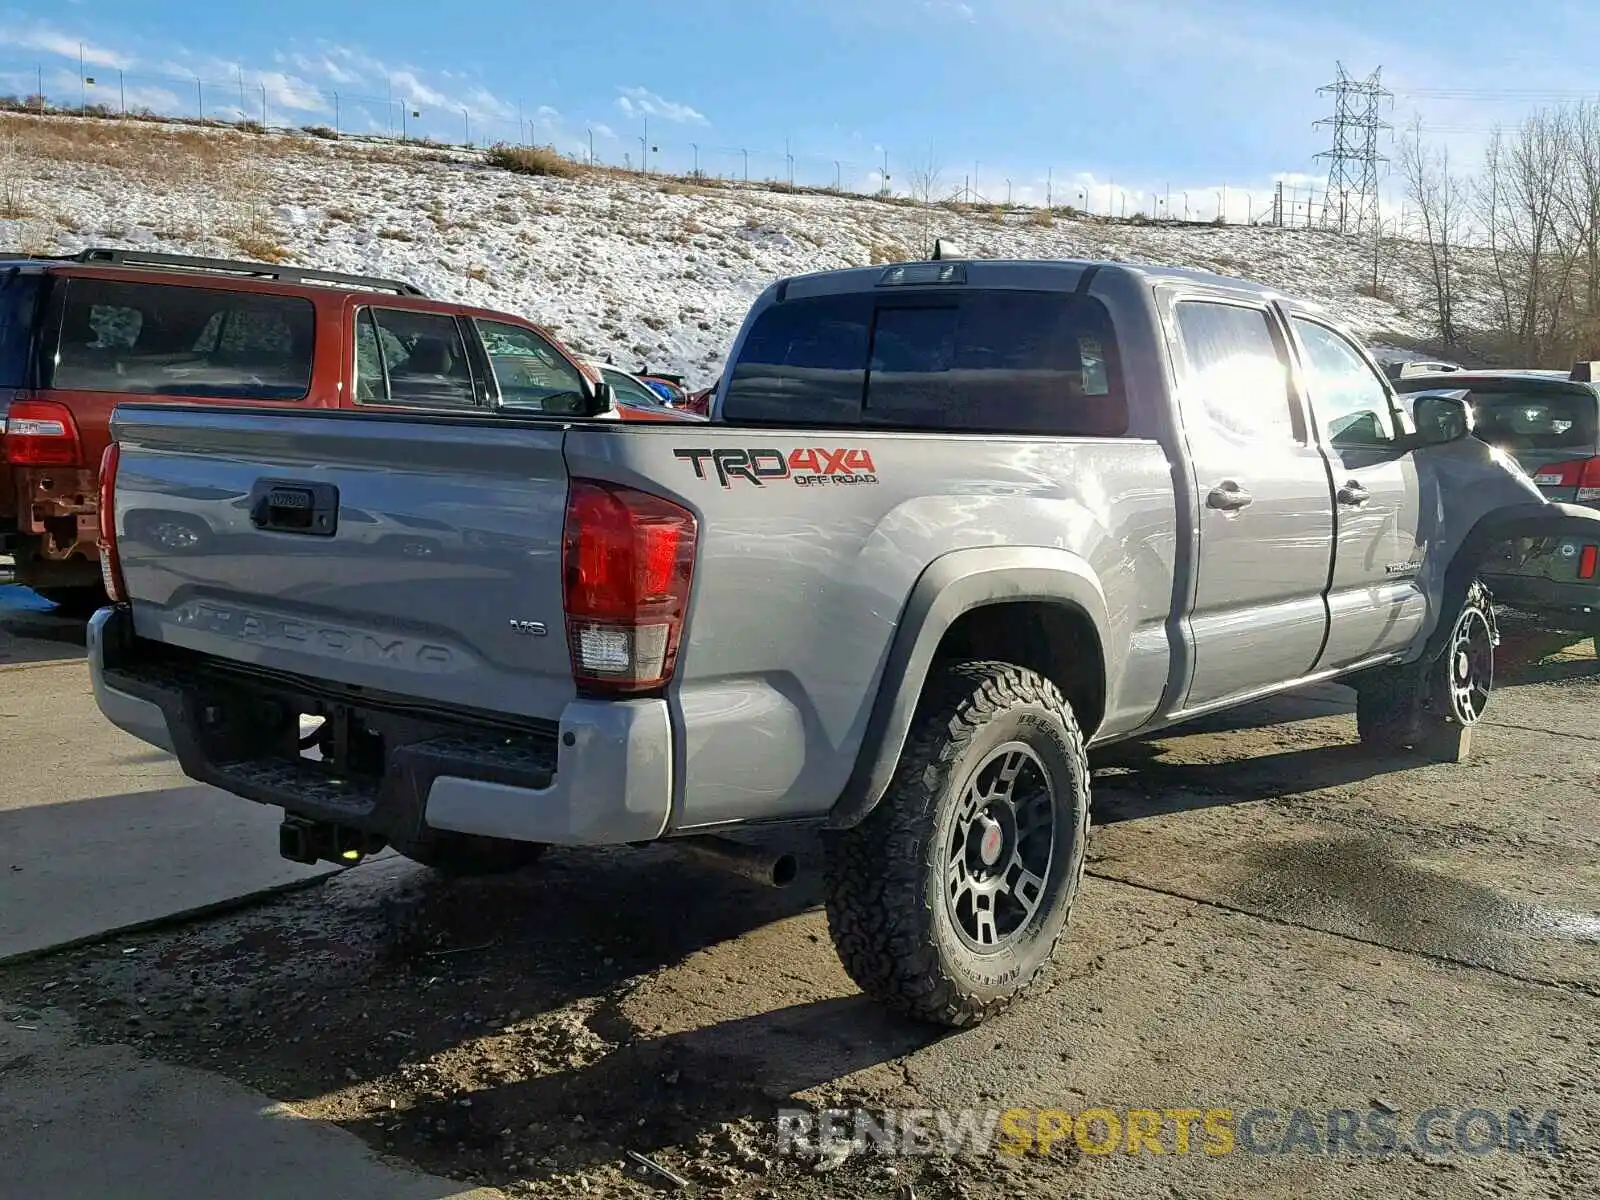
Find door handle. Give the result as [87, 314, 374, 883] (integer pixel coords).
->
[1206, 482, 1254, 511]
[1337, 481, 1370, 507]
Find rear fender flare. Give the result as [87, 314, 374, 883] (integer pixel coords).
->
[826, 546, 1111, 829]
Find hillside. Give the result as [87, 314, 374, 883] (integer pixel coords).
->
[0, 114, 1483, 385]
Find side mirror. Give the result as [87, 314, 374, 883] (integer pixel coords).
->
[1411, 392, 1474, 446]
[592, 380, 615, 414]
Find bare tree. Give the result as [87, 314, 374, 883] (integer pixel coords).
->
[1397, 116, 1468, 346]
[1476, 107, 1584, 362]
[906, 143, 944, 257]
[1554, 100, 1600, 355]
[906, 143, 944, 207]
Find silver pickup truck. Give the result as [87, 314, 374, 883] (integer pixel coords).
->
[87, 255, 1600, 1027]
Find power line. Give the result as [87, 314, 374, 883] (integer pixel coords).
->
[1314, 62, 1391, 236]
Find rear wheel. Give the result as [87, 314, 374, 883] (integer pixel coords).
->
[822, 660, 1090, 1027]
[393, 832, 547, 878]
[1356, 579, 1495, 752]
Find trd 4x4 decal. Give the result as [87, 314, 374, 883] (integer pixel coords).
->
[673, 447, 879, 489]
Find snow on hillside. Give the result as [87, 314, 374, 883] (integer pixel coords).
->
[0, 115, 1481, 386]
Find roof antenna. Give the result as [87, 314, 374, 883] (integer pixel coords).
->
[932, 237, 963, 261]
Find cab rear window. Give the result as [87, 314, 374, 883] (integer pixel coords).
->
[723, 289, 1127, 435]
[49, 278, 314, 400]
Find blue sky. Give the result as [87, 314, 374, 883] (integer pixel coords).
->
[4, 0, 1599, 219]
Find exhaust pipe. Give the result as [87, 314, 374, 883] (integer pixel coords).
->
[675, 835, 799, 888]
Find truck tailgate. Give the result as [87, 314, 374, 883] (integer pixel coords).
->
[109, 406, 576, 721]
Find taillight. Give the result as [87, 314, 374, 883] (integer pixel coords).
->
[1581, 545, 1598, 581]
[98, 442, 126, 602]
[561, 479, 697, 694]
[1535, 456, 1600, 502]
[3, 399, 84, 466]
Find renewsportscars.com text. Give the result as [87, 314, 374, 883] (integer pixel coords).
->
[776, 1105, 1562, 1159]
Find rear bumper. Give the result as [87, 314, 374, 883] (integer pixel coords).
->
[1480, 573, 1600, 630]
[87, 607, 674, 847]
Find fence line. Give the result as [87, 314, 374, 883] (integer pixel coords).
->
[0, 54, 1362, 229]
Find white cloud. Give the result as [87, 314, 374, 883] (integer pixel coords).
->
[615, 86, 707, 125]
[288, 52, 361, 87]
[591, 122, 616, 139]
[0, 23, 129, 68]
[258, 71, 328, 115]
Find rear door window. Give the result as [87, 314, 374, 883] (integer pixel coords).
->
[51, 278, 314, 399]
[1173, 301, 1299, 443]
[723, 289, 1127, 435]
[355, 308, 477, 409]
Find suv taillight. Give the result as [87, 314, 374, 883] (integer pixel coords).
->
[1535, 456, 1600, 502]
[562, 479, 697, 694]
[4, 398, 84, 466]
[98, 442, 126, 602]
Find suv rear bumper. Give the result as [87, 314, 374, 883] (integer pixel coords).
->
[1480, 571, 1600, 630]
[87, 607, 674, 847]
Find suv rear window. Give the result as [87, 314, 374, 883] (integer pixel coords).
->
[0, 270, 40, 388]
[1417, 386, 1598, 453]
[724, 289, 1127, 435]
[50, 278, 314, 400]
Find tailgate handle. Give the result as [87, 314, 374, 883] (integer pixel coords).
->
[249, 480, 339, 536]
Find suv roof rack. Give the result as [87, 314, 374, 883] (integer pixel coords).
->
[67, 247, 427, 297]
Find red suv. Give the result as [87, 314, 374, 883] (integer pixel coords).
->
[0, 247, 683, 612]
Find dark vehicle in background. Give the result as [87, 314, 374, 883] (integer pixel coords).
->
[1396, 365, 1600, 645]
[0, 247, 624, 611]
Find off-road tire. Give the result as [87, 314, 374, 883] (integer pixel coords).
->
[394, 832, 547, 878]
[822, 660, 1091, 1027]
[1356, 579, 1495, 752]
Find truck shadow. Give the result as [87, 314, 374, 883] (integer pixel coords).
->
[0, 607, 87, 667]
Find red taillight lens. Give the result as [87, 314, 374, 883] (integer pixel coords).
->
[562, 479, 697, 694]
[3, 399, 84, 466]
[97, 442, 126, 602]
[1581, 545, 1598, 581]
[1535, 456, 1600, 502]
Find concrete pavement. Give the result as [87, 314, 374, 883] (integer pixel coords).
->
[0, 1011, 501, 1200]
[1, 586, 337, 961]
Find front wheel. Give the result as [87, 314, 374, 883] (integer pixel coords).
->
[1356, 579, 1496, 753]
[822, 660, 1091, 1027]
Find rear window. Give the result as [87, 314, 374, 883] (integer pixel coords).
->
[0, 270, 40, 388]
[50, 278, 314, 400]
[724, 289, 1127, 435]
[1421, 387, 1598, 453]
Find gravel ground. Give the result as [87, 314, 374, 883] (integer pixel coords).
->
[2, 616, 1597, 1199]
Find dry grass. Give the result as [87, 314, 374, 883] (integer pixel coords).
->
[229, 232, 289, 262]
[484, 142, 581, 179]
[869, 240, 908, 265]
[1029, 208, 1054, 228]
[378, 227, 415, 241]
[325, 205, 357, 223]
